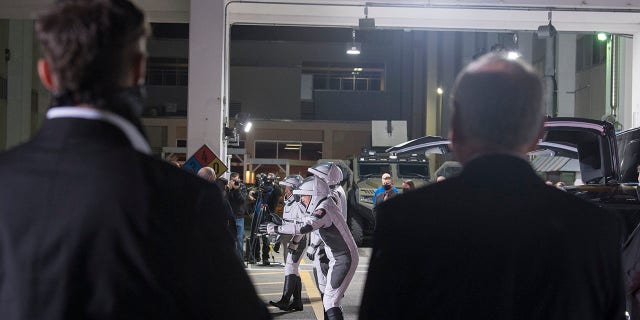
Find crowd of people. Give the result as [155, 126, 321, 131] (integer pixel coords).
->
[0, 0, 635, 319]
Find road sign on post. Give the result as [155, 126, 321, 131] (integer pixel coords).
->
[183, 145, 228, 177]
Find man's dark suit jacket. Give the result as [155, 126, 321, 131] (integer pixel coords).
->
[0, 118, 270, 319]
[360, 154, 625, 320]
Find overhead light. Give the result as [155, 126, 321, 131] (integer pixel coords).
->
[537, 12, 556, 39]
[507, 51, 521, 60]
[346, 44, 361, 55]
[284, 147, 300, 150]
[597, 32, 608, 41]
[243, 121, 252, 133]
[354, 67, 363, 72]
[286, 143, 302, 147]
[436, 87, 444, 95]
[346, 29, 361, 55]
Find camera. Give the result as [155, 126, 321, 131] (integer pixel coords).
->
[255, 173, 274, 189]
[234, 180, 240, 186]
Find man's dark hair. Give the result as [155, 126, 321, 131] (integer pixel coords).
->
[36, 0, 149, 107]
[230, 172, 240, 180]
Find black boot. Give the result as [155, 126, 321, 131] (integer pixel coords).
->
[326, 307, 344, 320]
[286, 275, 303, 311]
[269, 275, 295, 310]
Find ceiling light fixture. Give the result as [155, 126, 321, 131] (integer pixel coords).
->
[346, 29, 361, 55]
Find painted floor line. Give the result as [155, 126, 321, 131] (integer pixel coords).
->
[246, 271, 285, 276]
[254, 281, 285, 286]
[299, 259, 324, 320]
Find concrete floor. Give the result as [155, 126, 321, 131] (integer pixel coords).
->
[247, 248, 370, 320]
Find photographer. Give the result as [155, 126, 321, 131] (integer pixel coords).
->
[248, 173, 282, 265]
[227, 172, 248, 260]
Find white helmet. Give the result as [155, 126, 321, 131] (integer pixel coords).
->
[279, 174, 304, 189]
[279, 174, 304, 203]
[293, 176, 330, 213]
[308, 162, 343, 186]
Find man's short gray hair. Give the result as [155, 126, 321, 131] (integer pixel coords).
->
[197, 167, 216, 182]
[450, 53, 545, 151]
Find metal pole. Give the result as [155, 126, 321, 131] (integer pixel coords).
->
[545, 35, 556, 117]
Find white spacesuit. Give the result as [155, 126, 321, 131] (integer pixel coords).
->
[269, 175, 306, 312]
[265, 176, 358, 320]
[306, 162, 348, 299]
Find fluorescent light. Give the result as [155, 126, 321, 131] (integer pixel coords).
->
[284, 147, 300, 150]
[353, 67, 363, 72]
[285, 143, 302, 147]
[243, 121, 252, 132]
[507, 51, 521, 60]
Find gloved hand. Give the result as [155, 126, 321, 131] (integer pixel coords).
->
[306, 245, 317, 261]
[259, 223, 278, 235]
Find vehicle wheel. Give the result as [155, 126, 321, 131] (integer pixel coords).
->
[349, 216, 364, 246]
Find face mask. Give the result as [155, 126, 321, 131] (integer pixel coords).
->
[383, 184, 392, 191]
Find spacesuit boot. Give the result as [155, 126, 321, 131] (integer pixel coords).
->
[269, 274, 295, 310]
[325, 307, 344, 320]
[286, 275, 303, 311]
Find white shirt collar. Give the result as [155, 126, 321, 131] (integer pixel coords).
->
[46, 107, 151, 155]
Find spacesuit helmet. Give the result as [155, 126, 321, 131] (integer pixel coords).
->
[308, 162, 343, 187]
[292, 176, 330, 213]
[279, 174, 304, 202]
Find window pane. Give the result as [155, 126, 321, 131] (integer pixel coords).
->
[355, 78, 367, 91]
[342, 78, 354, 90]
[301, 143, 322, 161]
[313, 75, 328, 90]
[329, 78, 340, 90]
[255, 142, 277, 158]
[369, 79, 381, 91]
[278, 142, 301, 160]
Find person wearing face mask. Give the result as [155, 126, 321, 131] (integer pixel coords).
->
[372, 173, 398, 205]
[261, 176, 358, 320]
[374, 173, 398, 208]
[402, 180, 415, 193]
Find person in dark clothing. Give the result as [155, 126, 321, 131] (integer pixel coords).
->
[198, 168, 237, 243]
[0, 1, 270, 319]
[359, 53, 625, 320]
[249, 173, 282, 265]
[228, 172, 249, 260]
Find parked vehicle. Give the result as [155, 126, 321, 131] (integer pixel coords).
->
[390, 118, 640, 240]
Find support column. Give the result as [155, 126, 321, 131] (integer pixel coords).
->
[557, 33, 577, 117]
[632, 32, 640, 128]
[619, 36, 633, 130]
[187, 0, 226, 162]
[6, 19, 32, 149]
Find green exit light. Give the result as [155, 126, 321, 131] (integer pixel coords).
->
[597, 33, 608, 41]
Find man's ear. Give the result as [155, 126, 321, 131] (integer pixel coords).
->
[133, 53, 146, 86]
[524, 122, 545, 153]
[37, 59, 55, 91]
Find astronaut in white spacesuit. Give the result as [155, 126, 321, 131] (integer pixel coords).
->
[305, 162, 348, 299]
[269, 175, 306, 311]
[262, 176, 358, 320]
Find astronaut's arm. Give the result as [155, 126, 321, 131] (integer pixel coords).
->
[275, 209, 328, 235]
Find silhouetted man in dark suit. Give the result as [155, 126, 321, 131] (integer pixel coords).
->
[359, 53, 625, 320]
[0, 1, 269, 319]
